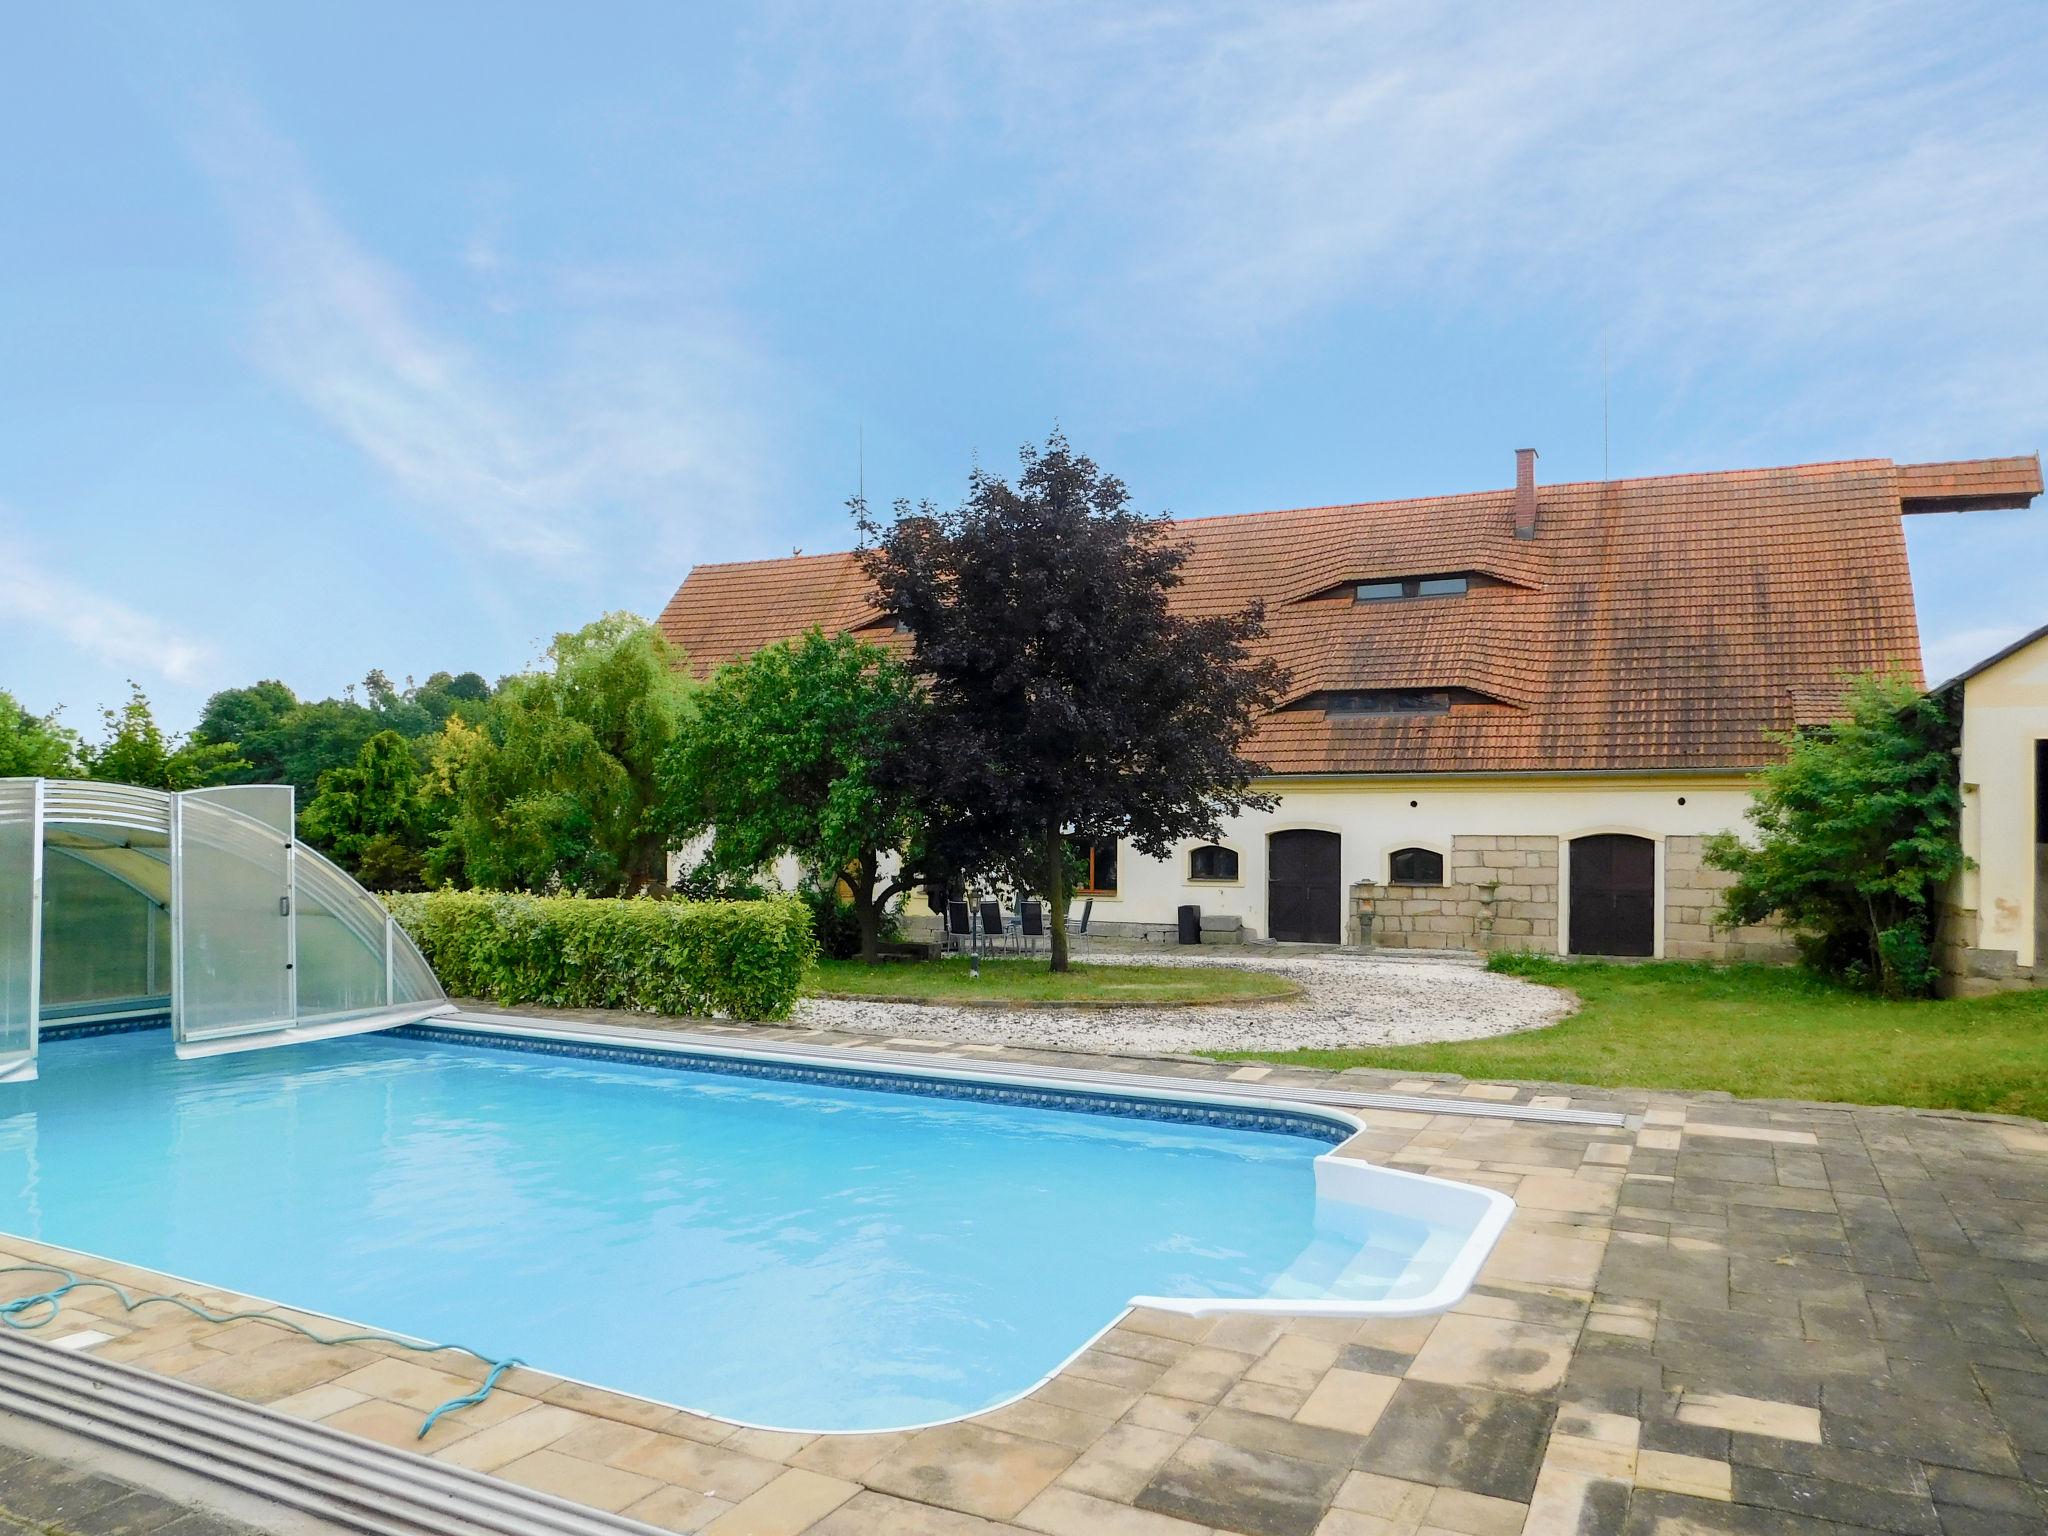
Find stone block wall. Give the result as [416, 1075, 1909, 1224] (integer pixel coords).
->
[1936, 892, 2043, 997]
[1351, 835, 1558, 954]
[1662, 835, 1796, 963]
[1354, 833, 1798, 962]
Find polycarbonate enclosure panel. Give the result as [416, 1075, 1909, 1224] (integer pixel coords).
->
[387, 919, 444, 1009]
[0, 781, 42, 1079]
[293, 846, 393, 1020]
[38, 849, 158, 1007]
[172, 793, 293, 1041]
[187, 785, 294, 837]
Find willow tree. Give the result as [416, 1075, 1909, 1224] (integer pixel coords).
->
[857, 431, 1284, 970]
[436, 614, 692, 893]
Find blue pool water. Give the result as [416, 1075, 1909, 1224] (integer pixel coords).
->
[0, 1027, 1429, 1430]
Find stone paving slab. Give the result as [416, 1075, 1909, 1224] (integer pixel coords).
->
[2, 1011, 2043, 1535]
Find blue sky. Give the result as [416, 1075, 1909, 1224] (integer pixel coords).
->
[4, 2, 2044, 735]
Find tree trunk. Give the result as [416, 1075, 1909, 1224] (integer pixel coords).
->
[629, 830, 669, 894]
[1045, 821, 1069, 973]
[854, 852, 883, 965]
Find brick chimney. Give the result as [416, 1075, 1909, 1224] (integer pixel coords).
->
[1513, 448, 1539, 540]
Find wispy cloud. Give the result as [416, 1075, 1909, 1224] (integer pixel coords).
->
[779, 1, 2048, 440]
[1922, 622, 2034, 685]
[0, 543, 216, 687]
[187, 93, 773, 572]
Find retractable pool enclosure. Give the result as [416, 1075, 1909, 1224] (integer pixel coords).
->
[0, 778, 452, 1080]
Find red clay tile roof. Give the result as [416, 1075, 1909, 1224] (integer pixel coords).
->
[657, 455, 2039, 776]
[1897, 456, 2042, 513]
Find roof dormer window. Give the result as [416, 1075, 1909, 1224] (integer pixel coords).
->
[1322, 690, 1451, 715]
[1282, 685, 1509, 716]
[1355, 575, 1470, 603]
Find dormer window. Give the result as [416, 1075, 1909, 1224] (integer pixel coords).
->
[1355, 575, 1470, 603]
[1281, 685, 1507, 717]
[1323, 690, 1451, 716]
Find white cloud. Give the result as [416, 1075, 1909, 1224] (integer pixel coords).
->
[0, 547, 216, 687]
[188, 94, 773, 573]
[779, 1, 2048, 437]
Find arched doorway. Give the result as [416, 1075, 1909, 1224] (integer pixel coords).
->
[1569, 834, 1655, 956]
[1268, 830, 1341, 944]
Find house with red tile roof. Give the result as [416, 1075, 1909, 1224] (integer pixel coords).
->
[659, 451, 2041, 960]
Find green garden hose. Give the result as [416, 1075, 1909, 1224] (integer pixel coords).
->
[0, 1263, 520, 1439]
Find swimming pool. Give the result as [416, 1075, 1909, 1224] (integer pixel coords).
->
[0, 1022, 1508, 1432]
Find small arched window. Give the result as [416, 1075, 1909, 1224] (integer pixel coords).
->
[1189, 844, 1239, 882]
[1389, 847, 1444, 885]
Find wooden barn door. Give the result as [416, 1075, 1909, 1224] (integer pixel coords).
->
[1268, 830, 1342, 944]
[1569, 834, 1655, 956]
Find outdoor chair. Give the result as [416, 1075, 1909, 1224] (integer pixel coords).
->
[978, 899, 1008, 952]
[1076, 898, 1092, 936]
[1018, 900, 1044, 953]
[945, 900, 973, 954]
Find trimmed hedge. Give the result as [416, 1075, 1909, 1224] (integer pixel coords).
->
[386, 890, 815, 1022]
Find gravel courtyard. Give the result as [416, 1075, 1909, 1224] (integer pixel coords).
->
[794, 949, 1573, 1054]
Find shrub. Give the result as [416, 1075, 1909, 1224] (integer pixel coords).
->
[387, 890, 815, 1021]
[1704, 673, 1966, 998]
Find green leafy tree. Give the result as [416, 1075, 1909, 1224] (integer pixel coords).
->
[663, 630, 927, 963]
[197, 672, 496, 799]
[421, 716, 489, 888]
[411, 671, 495, 729]
[436, 614, 693, 893]
[0, 692, 81, 777]
[194, 680, 300, 782]
[857, 430, 1286, 970]
[83, 683, 246, 790]
[267, 698, 387, 796]
[1705, 673, 1965, 997]
[299, 729, 429, 889]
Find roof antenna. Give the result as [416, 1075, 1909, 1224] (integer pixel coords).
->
[1601, 333, 1611, 483]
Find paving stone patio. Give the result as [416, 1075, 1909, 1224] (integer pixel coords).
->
[2, 1010, 2043, 1535]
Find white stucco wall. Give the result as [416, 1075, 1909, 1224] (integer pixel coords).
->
[1956, 636, 2048, 971]
[665, 774, 1772, 959]
[667, 832, 805, 893]
[1096, 773, 1762, 957]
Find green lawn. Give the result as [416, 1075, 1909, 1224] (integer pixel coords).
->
[1217, 956, 2048, 1120]
[807, 955, 1300, 1007]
